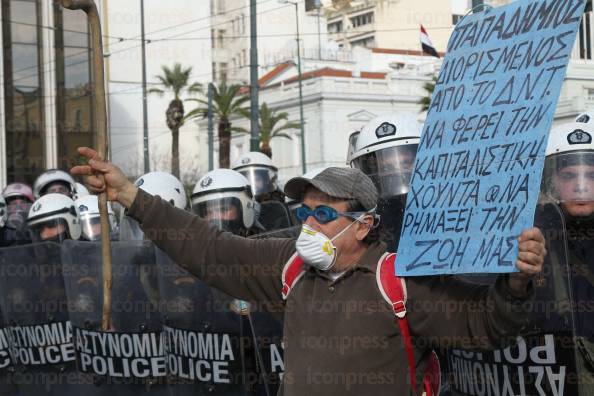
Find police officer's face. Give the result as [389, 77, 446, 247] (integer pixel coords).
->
[204, 204, 239, 221]
[45, 182, 71, 197]
[378, 150, 415, 174]
[554, 164, 594, 217]
[40, 222, 67, 241]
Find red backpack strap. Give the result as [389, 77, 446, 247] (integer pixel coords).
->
[281, 253, 306, 300]
[376, 253, 419, 393]
[423, 351, 441, 396]
[376, 253, 440, 396]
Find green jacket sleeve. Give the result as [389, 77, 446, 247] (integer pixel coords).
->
[127, 189, 295, 311]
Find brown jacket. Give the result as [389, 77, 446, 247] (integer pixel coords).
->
[129, 190, 533, 396]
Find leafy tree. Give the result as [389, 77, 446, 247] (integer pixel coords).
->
[185, 82, 249, 168]
[236, 102, 299, 158]
[149, 63, 201, 177]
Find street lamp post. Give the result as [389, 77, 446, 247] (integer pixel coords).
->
[280, 0, 307, 174]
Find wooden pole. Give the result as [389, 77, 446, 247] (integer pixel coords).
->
[61, 0, 112, 331]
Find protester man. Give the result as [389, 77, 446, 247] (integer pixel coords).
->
[73, 146, 546, 395]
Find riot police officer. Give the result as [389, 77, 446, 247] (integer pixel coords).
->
[232, 152, 294, 231]
[120, 171, 187, 241]
[75, 195, 117, 241]
[27, 193, 81, 243]
[232, 152, 280, 202]
[192, 168, 283, 394]
[1, 183, 34, 246]
[542, 121, 594, 395]
[350, 112, 421, 252]
[33, 169, 78, 199]
[191, 169, 260, 236]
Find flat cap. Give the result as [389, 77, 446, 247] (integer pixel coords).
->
[284, 167, 378, 211]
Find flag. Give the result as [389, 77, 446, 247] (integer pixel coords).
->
[420, 25, 440, 58]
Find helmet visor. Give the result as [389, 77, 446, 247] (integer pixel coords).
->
[119, 215, 144, 241]
[351, 145, 418, 198]
[192, 197, 244, 233]
[542, 151, 594, 205]
[237, 167, 277, 196]
[80, 214, 115, 241]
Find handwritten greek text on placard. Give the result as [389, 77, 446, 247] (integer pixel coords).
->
[397, 0, 586, 275]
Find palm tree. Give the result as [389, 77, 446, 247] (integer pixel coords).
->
[185, 82, 249, 168]
[236, 102, 299, 158]
[418, 75, 437, 113]
[149, 63, 201, 178]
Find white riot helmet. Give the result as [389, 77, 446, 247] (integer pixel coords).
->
[33, 169, 77, 199]
[350, 113, 421, 198]
[191, 169, 257, 233]
[27, 193, 81, 242]
[74, 182, 90, 200]
[232, 152, 278, 197]
[134, 171, 187, 209]
[542, 122, 594, 216]
[575, 110, 593, 124]
[75, 195, 116, 241]
[2, 182, 34, 203]
[0, 195, 7, 228]
[120, 171, 187, 241]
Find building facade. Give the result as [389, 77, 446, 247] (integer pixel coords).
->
[210, 0, 329, 84]
[324, 0, 456, 52]
[0, 0, 95, 186]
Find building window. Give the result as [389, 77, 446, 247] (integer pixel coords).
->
[212, 62, 217, 81]
[305, 0, 320, 12]
[328, 21, 343, 33]
[578, 2, 593, 60]
[351, 36, 375, 48]
[54, 2, 95, 171]
[452, 14, 463, 25]
[350, 12, 373, 28]
[217, 29, 225, 48]
[219, 62, 228, 82]
[2, 0, 45, 183]
[588, 88, 594, 101]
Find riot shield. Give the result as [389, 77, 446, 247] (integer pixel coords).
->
[156, 248, 258, 395]
[377, 195, 407, 253]
[61, 240, 168, 394]
[258, 201, 293, 232]
[0, 242, 79, 395]
[562, 202, 594, 396]
[249, 226, 301, 240]
[0, 308, 18, 396]
[442, 198, 581, 396]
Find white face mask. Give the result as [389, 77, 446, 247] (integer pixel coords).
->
[295, 214, 366, 271]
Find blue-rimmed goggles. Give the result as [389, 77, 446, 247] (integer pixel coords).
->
[294, 204, 368, 224]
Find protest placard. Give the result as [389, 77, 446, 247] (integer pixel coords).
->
[397, 0, 586, 275]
